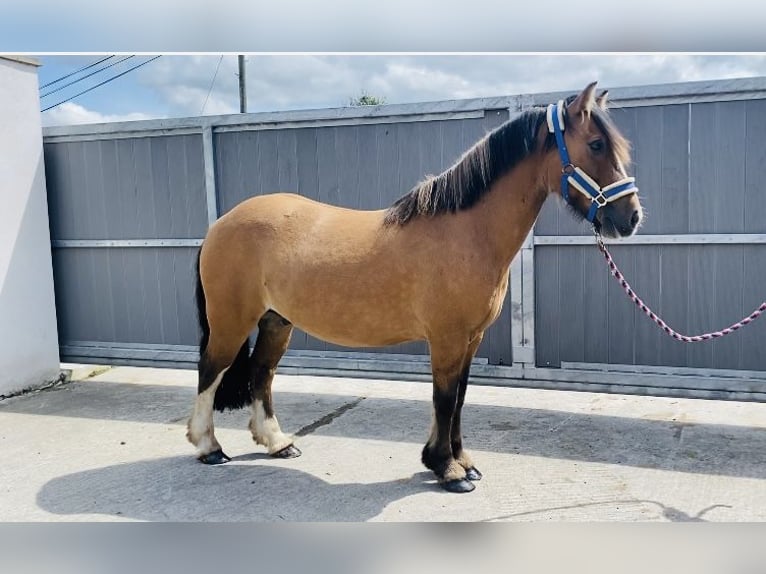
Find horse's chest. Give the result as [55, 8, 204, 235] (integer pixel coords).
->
[483, 271, 510, 327]
[458, 268, 509, 332]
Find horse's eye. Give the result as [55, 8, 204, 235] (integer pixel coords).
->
[589, 139, 605, 153]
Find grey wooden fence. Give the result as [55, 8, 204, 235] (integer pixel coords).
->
[43, 77, 766, 400]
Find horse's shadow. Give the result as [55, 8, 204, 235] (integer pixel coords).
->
[36, 454, 435, 522]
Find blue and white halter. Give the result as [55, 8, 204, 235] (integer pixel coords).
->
[546, 101, 638, 223]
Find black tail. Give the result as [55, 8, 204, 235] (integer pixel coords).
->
[195, 249, 211, 357]
[195, 248, 253, 412]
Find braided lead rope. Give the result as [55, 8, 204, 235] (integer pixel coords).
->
[595, 233, 766, 342]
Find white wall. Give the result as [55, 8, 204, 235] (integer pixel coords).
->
[0, 57, 60, 395]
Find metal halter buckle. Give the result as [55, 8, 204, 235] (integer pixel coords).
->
[593, 193, 608, 207]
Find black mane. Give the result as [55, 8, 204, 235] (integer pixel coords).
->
[383, 107, 554, 226]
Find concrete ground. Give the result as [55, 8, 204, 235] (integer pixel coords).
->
[0, 365, 764, 522]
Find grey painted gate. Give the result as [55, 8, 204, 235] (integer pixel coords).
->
[43, 102, 513, 374]
[43, 78, 766, 400]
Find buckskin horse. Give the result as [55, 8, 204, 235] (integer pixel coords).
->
[187, 82, 643, 493]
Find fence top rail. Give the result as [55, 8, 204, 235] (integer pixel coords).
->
[42, 76, 766, 139]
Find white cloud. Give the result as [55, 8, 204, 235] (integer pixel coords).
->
[41, 102, 156, 127]
[138, 55, 240, 116]
[230, 54, 766, 112]
[381, 63, 478, 99]
[164, 84, 238, 116]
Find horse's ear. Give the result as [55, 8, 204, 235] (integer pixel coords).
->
[568, 81, 598, 117]
[596, 89, 609, 110]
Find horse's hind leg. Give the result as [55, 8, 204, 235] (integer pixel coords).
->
[249, 311, 300, 458]
[188, 327, 255, 464]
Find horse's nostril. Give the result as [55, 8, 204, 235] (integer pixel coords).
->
[630, 210, 640, 229]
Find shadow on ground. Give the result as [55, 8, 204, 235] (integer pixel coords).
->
[36, 455, 434, 521]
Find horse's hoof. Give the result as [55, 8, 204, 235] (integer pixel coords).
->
[465, 467, 483, 481]
[199, 449, 231, 465]
[272, 444, 301, 459]
[441, 478, 476, 493]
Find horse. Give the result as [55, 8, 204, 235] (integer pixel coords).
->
[186, 82, 643, 493]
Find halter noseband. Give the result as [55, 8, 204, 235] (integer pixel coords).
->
[546, 100, 638, 223]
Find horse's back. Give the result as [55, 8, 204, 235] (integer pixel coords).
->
[226, 192, 380, 221]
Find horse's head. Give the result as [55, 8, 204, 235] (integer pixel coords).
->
[543, 82, 643, 238]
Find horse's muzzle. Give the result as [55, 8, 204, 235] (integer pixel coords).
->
[595, 204, 641, 238]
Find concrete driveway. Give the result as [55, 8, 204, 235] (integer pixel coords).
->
[1, 365, 764, 521]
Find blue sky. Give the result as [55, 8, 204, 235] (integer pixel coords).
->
[38, 56, 168, 119]
[35, 54, 766, 127]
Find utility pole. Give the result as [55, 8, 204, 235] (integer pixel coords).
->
[238, 55, 247, 113]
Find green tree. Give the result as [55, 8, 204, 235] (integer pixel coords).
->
[349, 91, 386, 106]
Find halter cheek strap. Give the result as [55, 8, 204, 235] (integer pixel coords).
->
[547, 100, 638, 222]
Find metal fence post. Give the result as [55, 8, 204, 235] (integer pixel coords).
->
[511, 230, 536, 366]
[202, 125, 218, 226]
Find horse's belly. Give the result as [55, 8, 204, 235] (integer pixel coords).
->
[300, 325, 419, 348]
[290, 313, 421, 348]
[271, 291, 423, 349]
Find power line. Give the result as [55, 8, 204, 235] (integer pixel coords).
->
[40, 55, 135, 98]
[41, 56, 162, 113]
[200, 55, 224, 115]
[39, 55, 114, 90]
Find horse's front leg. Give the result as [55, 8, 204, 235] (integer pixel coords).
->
[451, 333, 484, 481]
[422, 338, 475, 493]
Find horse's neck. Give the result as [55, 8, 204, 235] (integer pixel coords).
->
[475, 163, 548, 269]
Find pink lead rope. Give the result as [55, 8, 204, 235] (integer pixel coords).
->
[595, 233, 766, 342]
